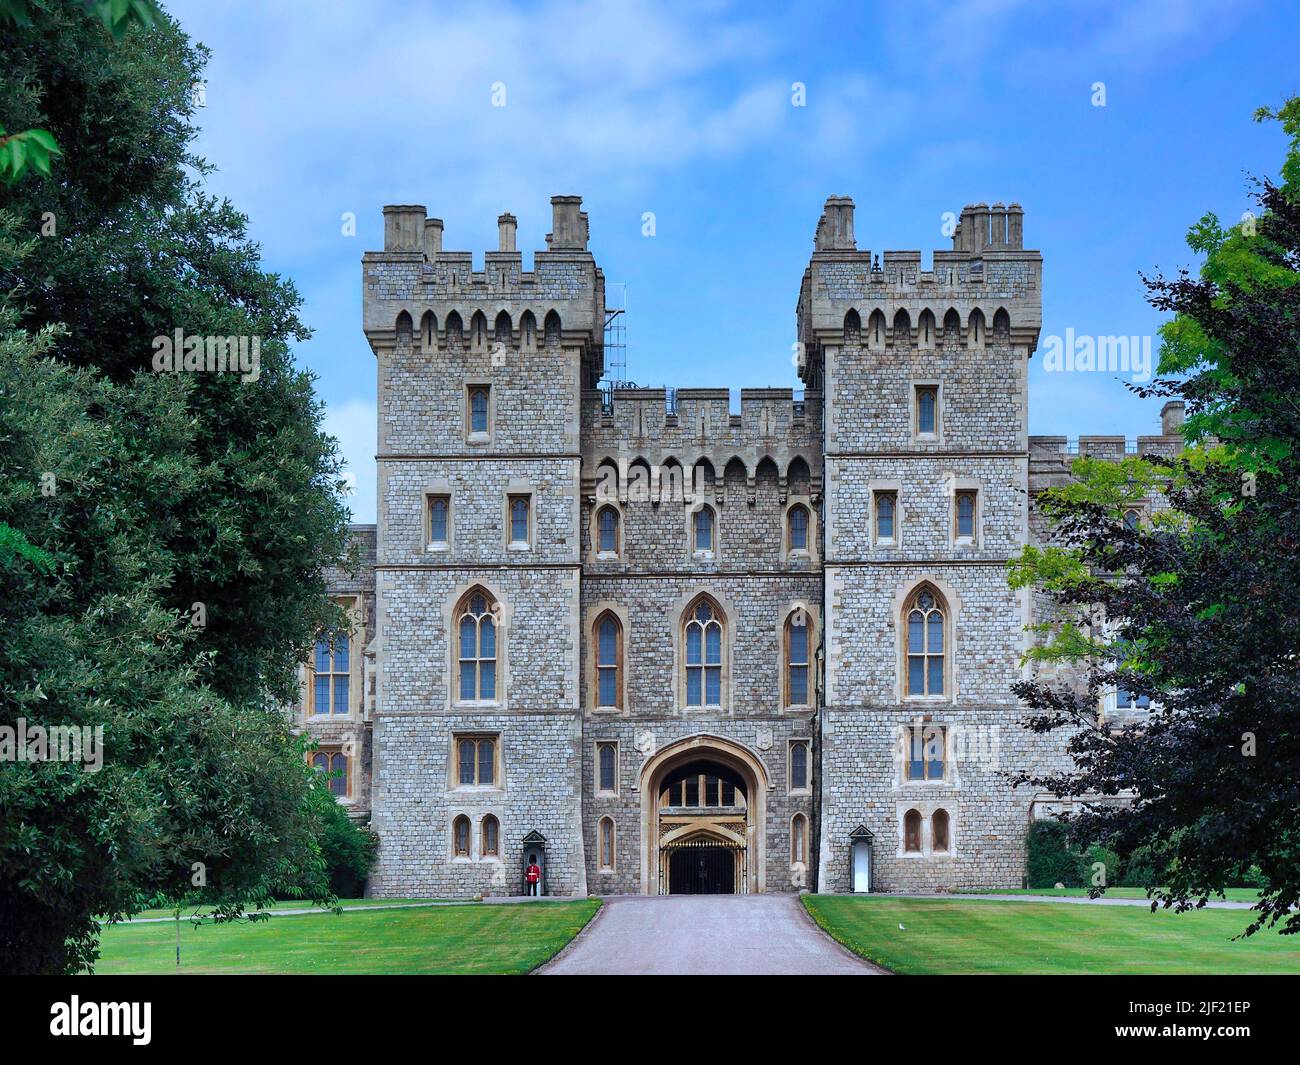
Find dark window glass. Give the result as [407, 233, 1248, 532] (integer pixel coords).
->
[917, 387, 937, 434]
[470, 388, 489, 434]
[789, 505, 808, 550]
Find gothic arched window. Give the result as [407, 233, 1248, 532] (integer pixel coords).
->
[453, 815, 471, 858]
[792, 813, 809, 864]
[932, 809, 951, 853]
[905, 585, 946, 697]
[684, 597, 724, 707]
[481, 814, 500, 858]
[595, 612, 622, 709]
[457, 591, 498, 702]
[598, 816, 616, 871]
[904, 808, 922, 853]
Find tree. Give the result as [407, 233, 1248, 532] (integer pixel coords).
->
[1008, 99, 1300, 936]
[0, 2, 354, 972]
[0, 1, 163, 181]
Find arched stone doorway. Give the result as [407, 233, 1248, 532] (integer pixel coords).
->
[638, 735, 769, 895]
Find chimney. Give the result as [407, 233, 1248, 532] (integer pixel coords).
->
[988, 202, 1007, 247]
[423, 217, 444, 258]
[968, 203, 990, 253]
[816, 196, 856, 251]
[382, 204, 426, 252]
[548, 195, 586, 250]
[1161, 400, 1185, 437]
[497, 212, 517, 252]
[1006, 203, 1024, 249]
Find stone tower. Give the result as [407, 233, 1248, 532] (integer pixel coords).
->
[360, 198, 605, 896]
[798, 198, 1045, 890]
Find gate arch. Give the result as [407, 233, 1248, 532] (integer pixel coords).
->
[638, 734, 771, 895]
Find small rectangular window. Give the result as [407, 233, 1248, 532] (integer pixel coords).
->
[468, 386, 490, 436]
[955, 490, 977, 540]
[790, 741, 810, 792]
[311, 750, 350, 797]
[454, 734, 498, 787]
[508, 494, 530, 546]
[904, 726, 946, 781]
[786, 616, 809, 706]
[597, 742, 618, 794]
[874, 491, 897, 542]
[915, 386, 938, 436]
[311, 617, 351, 717]
[693, 506, 714, 553]
[1116, 687, 1151, 710]
[429, 495, 450, 547]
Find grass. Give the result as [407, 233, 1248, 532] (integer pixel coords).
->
[956, 887, 1262, 902]
[804, 895, 1300, 974]
[90, 899, 600, 975]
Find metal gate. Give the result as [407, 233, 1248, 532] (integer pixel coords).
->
[659, 837, 748, 895]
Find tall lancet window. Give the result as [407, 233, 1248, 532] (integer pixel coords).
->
[684, 597, 724, 707]
[595, 613, 622, 709]
[905, 586, 946, 697]
[457, 591, 498, 702]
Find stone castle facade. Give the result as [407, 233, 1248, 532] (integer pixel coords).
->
[298, 195, 1183, 898]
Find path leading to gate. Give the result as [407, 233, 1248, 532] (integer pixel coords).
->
[539, 895, 883, 975]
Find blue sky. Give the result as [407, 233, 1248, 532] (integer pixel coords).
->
[168, 0, 1300, 522]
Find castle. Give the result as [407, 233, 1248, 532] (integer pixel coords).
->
[299, 195, 1183, 897]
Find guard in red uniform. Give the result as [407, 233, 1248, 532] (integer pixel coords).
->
[525, 857, 541, 897]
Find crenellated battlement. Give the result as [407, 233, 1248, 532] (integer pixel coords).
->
[796, 197, 1043, 385]
[580, 386, 823, 495]
[362, 196, 607, 384]
[1030, 402, 1186, 463]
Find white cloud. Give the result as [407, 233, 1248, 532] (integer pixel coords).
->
[174, 0, 913, 252]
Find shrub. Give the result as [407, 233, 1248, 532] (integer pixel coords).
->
[1025, 820, 1082, 888]
[315, 790, 379, 898]
[1079, 843, 1121, 888]
[1120, 840, 1170, 888]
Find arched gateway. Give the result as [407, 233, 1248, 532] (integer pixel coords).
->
[638, 735, 770, 895]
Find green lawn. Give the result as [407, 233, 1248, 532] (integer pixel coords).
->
[957, 887, 1262, 903]
[804, 895, 1300, 974]
[90, 899, 599, 975]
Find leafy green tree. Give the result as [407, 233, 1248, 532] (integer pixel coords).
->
[0, 0, 354, 973]
[0, 0, 162, 181]
[1009, 99, 1300, 936]
[0, 2, 353, 703]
